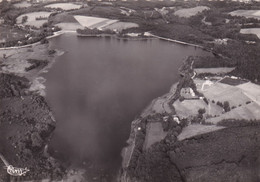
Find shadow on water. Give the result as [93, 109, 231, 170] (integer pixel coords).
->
[44, 34, 211, 181]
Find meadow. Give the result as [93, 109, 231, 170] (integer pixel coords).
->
[240, 28, 260, 39]
[174, 6, 209, 18]
[44, 3, 81, 11]
[16, 11, 52, 28]
[229, 10, 260, 20]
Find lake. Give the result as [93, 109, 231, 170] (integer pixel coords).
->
[45, 34, 210, 181]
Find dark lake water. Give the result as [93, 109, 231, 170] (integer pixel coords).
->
[45, 34, 210, 180]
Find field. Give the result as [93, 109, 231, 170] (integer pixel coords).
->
[49, 12, 78, 24]
[173, 99, 223, 119]
[194, 67, 235, 74]
[174, 99, 206, 118]
[229, 10, 260, 20]
[74, 15, 117, 29]
[240, 28, 260, 39]
[89, 19, 118, 29]
[0, 44, 57, 63]
[70, 6, 122, 18]
[104, 22, 139, 31]
[220, 77, 248, 86]
[201, 82, 252, 107]
[178, 124, 225, 141]
[13, 1, 31, 8]
[45, 3, 81, 11]
[16, 11, 52, 28]
[73, 15, 138, 31]
[192, 78, 260, 124]
[193, 78, 260, 120]
[237, 82, 260, 105]
[151, 96, 172, 114]
[0, 25, 27, 43]
[144, 122, 167, 150]
[0, 43, 63, 97]
[55, 22, 83, 31]
[207, 102, 260, 124]
[174, 6, 209, 18]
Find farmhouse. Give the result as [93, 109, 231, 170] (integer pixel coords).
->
[126, 33, 140, 37]
[214, 38, 228, 45]
[180, 87, 198, 99]
[173, 115, 180, 124]
[144, 32, 152, 36]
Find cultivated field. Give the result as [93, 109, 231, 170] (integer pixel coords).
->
[144, 122, 167, 150]
[178, 124, 225, 141]
[74, 15, 138, 31]
[45, 3, 81, 11]
[174, 6, 209, 18]
[49, 12, 78, 24]
[89, 19, 118, 29]
[173, 99, 223, 119]
[220, 77, 248, 86]
[55, 22, 83, 31]
[237, 82, 260, 105]
[174, 99, 207, 118]
[151, 98, 167, 114]
[13, 1, 31, 8]
[229, 10, 260, 20]
[207, 102, 260, 124]
[194, 67, 235, 74]
[71, 6, 122, 18]
[201, 82, 252, 107]
[192, 78, 260, 124]
[104, 22, 139, 31]
[16, 12, 52, 28]
[74, 15, 116, 29]
[240, 28, 260, 39]
[173, 78, 260, 137]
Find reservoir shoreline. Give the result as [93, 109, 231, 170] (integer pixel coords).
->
[0, 32, 210, 181]
[44, 34, 210, 181]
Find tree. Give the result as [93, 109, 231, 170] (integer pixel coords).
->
[22, 16, 28, 24]
[31, 132, 43, 148]
[203, 98, 209, 105]
[198, 108, 206, 115]
[198, 108, 206, 120]
[179, 96, 185, 102]
[223, 101, 230, 112]
[217, 101, 223, 107]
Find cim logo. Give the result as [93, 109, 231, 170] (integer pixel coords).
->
[5, 165, 30, 176]
[0, 153, 29, 176]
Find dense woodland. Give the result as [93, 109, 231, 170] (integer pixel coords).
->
[127, 117, 260, 182]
